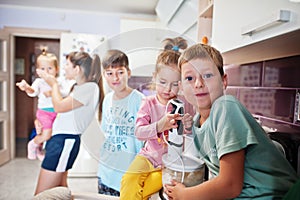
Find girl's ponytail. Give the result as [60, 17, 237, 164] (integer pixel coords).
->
[90, 54, 104, 122]
[68, 51, 105, 121]
[155, 37, 188, 72]
[162, 37, 188, 53]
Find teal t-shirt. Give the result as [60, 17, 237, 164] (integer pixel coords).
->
[97, 89, 144, 191]
[194, 95, 298, 199]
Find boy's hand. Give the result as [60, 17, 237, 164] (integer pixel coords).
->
[182, 113, 193, 134]
[164, 180, 186, 200]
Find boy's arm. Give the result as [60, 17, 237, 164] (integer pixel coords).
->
[16, 79, 35, 95]
[165, 149, 245, 200]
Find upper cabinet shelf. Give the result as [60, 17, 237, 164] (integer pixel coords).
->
[199, 2, 213, 18]
[197, 0, 214, 43]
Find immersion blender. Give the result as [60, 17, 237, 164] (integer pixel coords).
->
[165, 99, 184, 162]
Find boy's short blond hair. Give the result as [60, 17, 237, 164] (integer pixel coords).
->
[178, 43, 224, 76]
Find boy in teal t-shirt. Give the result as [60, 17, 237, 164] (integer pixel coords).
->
[164, 44, 298, 199]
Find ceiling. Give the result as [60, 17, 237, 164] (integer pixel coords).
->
[0, 0, 159, 16]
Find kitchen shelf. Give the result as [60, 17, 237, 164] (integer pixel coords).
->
[253, 114, 300, 128]
[227, 86, 300, 91]
[198, 0, 214, 42]
[199, 3, 213, 18]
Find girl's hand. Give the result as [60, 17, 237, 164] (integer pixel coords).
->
[164, 180, 186, 200]
[36, 69, 57, 87]
[16, 79, 29, 91]
[16, 79, 35, 94]
[157, 113, 182, 133]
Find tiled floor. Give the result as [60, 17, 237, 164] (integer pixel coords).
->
[0, 158, 98, 200]
[1, 139, 161, 200]
[0, 139, 98, 200]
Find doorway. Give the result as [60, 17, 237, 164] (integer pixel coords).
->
[14, 37, 60, 157]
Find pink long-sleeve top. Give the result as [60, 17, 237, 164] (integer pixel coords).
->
[135, 95, 168, 168]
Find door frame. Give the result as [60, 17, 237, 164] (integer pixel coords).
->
[0, 30, 10, 165]
[1, 27, 67, 162]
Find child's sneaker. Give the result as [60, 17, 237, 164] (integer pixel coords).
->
[27, 139, 38, 160]
[36, 144, 45, 161]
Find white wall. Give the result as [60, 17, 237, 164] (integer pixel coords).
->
[0, 6, 120, 36]
[106, 18, 197, 77]
[0, 5, 197, 78]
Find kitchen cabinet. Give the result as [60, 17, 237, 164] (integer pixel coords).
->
[211, 0, 300, 65]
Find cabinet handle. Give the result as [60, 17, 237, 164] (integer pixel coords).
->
[241, 10, 291, 36]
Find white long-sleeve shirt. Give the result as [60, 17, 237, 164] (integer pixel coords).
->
[27, 77, 73, 109]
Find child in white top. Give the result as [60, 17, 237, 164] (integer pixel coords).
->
[16, 52, 70, 160]
[34, 51, 104, 195]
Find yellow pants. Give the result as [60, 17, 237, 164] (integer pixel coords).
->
[120, 155, 162, 200]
